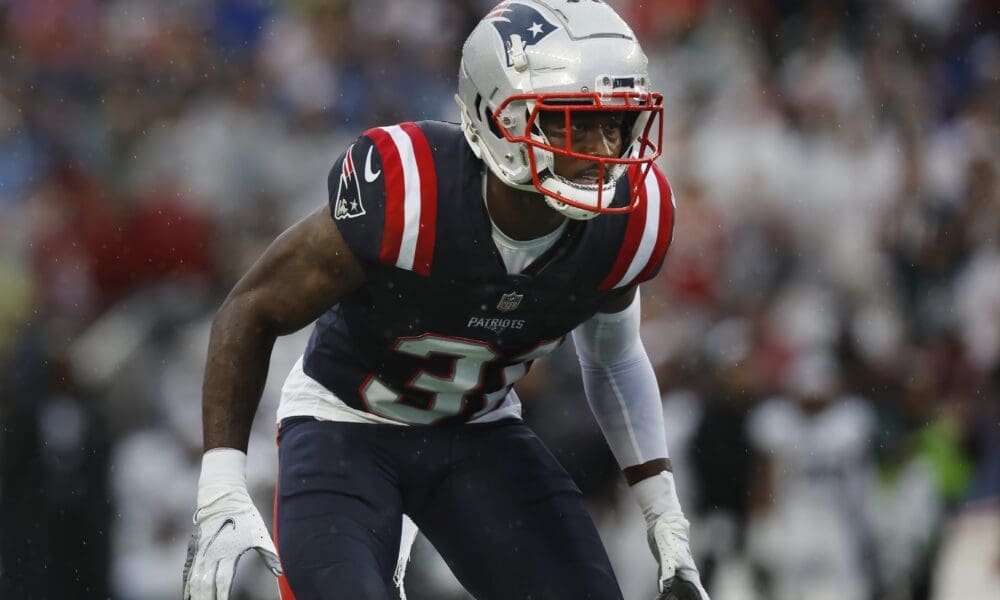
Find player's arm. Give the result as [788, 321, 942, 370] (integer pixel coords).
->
[203, 204, 364, 451]
[572, 288, 709, 600]
[575, 286, 670, 475]
[595, 288, 672, 485]
[184, 205, 364, 600]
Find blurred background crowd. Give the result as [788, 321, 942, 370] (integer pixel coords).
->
[0, 0, 997, 599]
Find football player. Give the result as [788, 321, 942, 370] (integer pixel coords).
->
[183, 1, 709, 599]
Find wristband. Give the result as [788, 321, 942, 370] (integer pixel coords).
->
[631, 470, 683, 525]
[197, 447, 247, 506]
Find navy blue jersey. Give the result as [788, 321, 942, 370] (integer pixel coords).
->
[303, 121, 674, 425]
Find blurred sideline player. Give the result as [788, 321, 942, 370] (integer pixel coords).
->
[183, 1, 708, 599]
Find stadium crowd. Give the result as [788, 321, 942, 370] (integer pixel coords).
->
[0, 1, 996, 599]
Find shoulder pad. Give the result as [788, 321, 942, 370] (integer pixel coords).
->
[598, 163, 675, 290]
[327, 123, 439, 275]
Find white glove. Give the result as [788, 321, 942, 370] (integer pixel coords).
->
[182, 448, 282, 600]
[632, 471, 710, 600]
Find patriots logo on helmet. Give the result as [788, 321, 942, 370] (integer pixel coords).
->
[334, 144, 367, 220]
[487, 2, 558, 67]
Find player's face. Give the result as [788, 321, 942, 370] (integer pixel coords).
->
[538, 111, 625, 185]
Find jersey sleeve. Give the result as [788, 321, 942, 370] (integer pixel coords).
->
[326, 123, 439, 276]
[597, 163, 676, 291]
[326, 135, 385, 267]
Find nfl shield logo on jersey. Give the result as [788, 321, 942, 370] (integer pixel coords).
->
[497, 291, 523, 312]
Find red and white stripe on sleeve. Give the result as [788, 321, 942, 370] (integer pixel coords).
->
[364, 123, 438, 276]
[598, 164, 675, 291]
[342, 142, 355, 178]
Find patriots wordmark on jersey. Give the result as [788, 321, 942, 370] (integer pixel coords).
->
[303, 120, 675, 425]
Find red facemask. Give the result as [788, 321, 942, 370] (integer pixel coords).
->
[493, 90, 664, 215]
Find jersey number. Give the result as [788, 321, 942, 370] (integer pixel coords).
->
[360, 334, 559, 424]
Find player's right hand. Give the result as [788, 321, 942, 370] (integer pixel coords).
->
[648, 513, 710, 600]
[656, 576, 704, 600]
[182, 485, 282, 600]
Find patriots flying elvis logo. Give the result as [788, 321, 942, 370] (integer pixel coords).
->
[487, 2, 558, 67]
[334, 143, 367, 220]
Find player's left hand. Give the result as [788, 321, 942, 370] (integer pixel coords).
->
[648, 512, 710, 600]
[181, 486, 282, 600]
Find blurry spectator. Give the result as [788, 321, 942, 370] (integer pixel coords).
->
[930, 369, 1000, 600]
[27, 164, 120, 319]
[954, 161, 1000, 372]
[688, 337, 763, 595]
[0, 322, 111, 599]
[656, 178, 730, 310]
[747, 351, 877, 600]
[881, 133, 972, 341]
[868, 360, 972, 600]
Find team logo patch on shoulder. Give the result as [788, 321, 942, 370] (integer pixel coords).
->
[334, 143, 367, 220]
[497, 291, 524, 312]
[487, 2, 557, 67]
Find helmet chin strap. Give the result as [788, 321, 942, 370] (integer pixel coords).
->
[541, 173, 615, 221]
[546, 198, 603, 220]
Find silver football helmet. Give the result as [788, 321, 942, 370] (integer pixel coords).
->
[457, 0, 663, 220]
